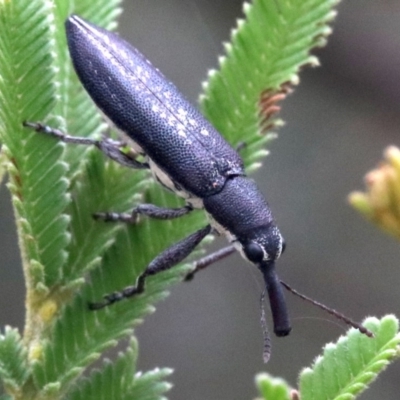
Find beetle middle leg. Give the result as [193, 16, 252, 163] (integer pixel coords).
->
[89, 224, 212, 309]
[23, 121, 149, 169]
[94, 203, 193, 224]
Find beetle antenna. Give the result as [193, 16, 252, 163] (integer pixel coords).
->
[279, 280, 374, 337]
[260, 289, 272, 363]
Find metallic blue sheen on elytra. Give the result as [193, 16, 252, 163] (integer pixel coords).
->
[66, 16, 244, 198]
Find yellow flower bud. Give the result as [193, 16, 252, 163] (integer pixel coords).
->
[349, 146, 400, 240]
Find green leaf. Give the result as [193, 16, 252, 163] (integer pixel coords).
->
[0, 327, 30, 393]
[0, 0, 70, 292]
[255, 373, 292, 400]
[299, 315, 400, 400]
[32, 152, 204, 388]
[66, 338, 172, 400]
[200, 0, 338, 172]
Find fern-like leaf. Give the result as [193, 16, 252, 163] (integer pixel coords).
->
[200, 0, 338, 172]
[0, 0, 70, 293]
[255, 373, 292, 400]
[299, 315, 400, 400]
[65, 338, 172, 400]
[32, 152, 204, 388]
[0, 327, 29, 393]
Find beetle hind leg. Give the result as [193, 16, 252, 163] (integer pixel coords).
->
[23, 121, 149, 170]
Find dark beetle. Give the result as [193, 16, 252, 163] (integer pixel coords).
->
[30, 15, 291, 340]
[26, 15, 373, 360]
[65, 15, 291, 336]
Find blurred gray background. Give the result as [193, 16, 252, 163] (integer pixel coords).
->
[1, 0, 399, 399]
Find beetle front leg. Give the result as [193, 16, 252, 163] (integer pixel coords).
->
[89, 224, 212, 309]
[23, 121, 149, 169]
[94, 203, 193, 224]
[184, 244, 236, 281]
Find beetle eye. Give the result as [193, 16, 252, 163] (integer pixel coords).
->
[244, 242, 264, 263]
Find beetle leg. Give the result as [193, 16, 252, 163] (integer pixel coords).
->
[184, 244, 236, 281]
[235, 141, 247, 153]
[89, 224, 212, 309]
[23, 121, 149, 169]
[93, 203, 193, 224]
[97, 139, 149, 169]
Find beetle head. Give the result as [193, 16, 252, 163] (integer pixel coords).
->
[239, 224, 291, 338]
[240, 224, 285, 265]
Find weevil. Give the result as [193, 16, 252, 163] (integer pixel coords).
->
[25, 15, 372, 360]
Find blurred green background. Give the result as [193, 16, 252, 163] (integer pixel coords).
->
[0, 1, 399, 399]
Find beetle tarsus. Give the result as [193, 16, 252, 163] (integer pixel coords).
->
[93, 211, 137, 223]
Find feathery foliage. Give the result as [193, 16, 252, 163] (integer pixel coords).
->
[65, 338, 172, 400]
[255, 316, 400, 400]
[201, 0, 338, 172]
[299, 316, 400, 400]
[0, 0, 398, 399]
[255, 373, 292, 400]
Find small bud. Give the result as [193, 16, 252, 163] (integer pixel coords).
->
[28, 342, 43, 362]
[38, 299, 58, 323]
[349, 146, 400, 240]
